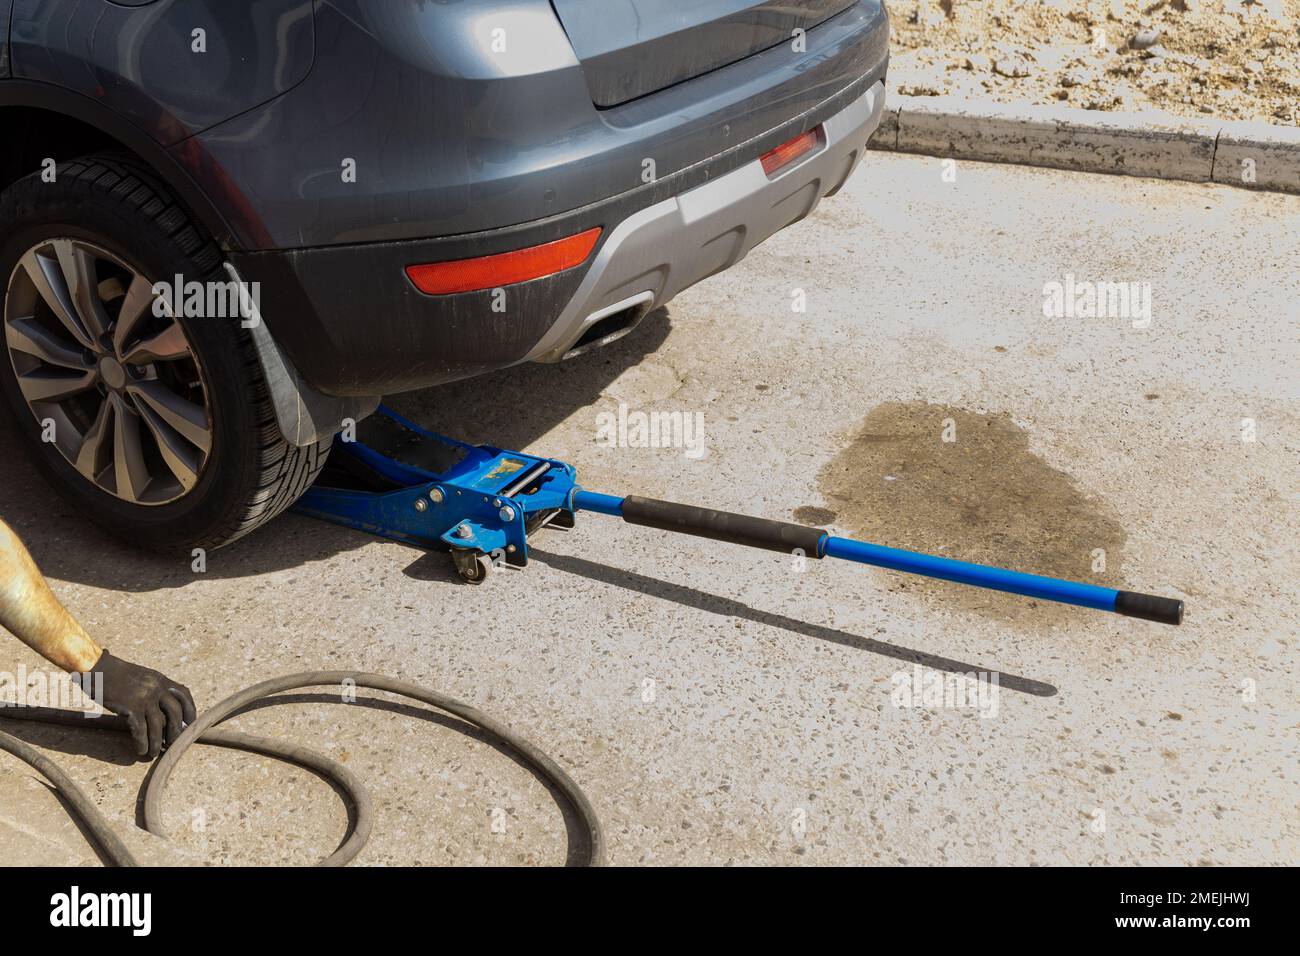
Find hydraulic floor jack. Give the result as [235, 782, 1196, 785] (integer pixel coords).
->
[293, 407, 1184, 626]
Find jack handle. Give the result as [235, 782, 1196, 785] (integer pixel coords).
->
[571, 491, 1183, 626]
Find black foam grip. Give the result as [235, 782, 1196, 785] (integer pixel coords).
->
[620, 496, 826, 556]
[1115, 590, 1184, 625]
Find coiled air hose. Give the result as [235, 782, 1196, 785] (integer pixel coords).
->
[0, 672, 604, 867]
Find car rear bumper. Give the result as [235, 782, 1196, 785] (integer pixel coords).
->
[232, 77, 886, 397]
[527, 80, 885, 363]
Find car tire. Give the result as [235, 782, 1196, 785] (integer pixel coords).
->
[0, 153, 330, 552]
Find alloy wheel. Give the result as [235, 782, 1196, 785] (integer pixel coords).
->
[4, 238, 212, 505]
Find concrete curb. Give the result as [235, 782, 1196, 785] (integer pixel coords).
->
[1213, 120, 1300, 193]
[867, 96, 1300, 195]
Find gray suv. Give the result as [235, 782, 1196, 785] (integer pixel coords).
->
[0, 0, 889, 550]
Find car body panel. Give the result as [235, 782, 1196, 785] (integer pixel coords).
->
[551, 0, 857, 107]
[177, 0, 888, 250]
[9, 0, 314, 146]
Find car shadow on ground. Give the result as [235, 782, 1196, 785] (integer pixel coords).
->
[0, 308, 676, 594]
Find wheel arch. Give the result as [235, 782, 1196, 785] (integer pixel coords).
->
[0, 98, 375, 448]
[0, 82, 240, 251]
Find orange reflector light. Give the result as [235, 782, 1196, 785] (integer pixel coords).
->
[760, 127, 821, 177]
[405, 227, 602, 295]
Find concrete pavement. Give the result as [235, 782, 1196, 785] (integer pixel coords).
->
[1, 150, 1296, 866]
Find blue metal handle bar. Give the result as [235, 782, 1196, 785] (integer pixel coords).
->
[820, 536, 1114, 611]
[572, 490, 1182, 625]
[572, 490, 625, 517]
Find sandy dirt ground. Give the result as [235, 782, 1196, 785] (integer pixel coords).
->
[2, 151, 1296, 866]
[887, 0, 1300, 124]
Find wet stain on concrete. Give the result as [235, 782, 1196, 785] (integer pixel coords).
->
[812, 402, 1127, 625]
[793, 505, 838, 526]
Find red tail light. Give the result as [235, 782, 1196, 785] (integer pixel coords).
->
[406, 227, 602, 295]
[760, 128, 821, 177]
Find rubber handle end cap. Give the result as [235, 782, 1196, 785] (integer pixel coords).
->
[1115, 590, 1183, 625]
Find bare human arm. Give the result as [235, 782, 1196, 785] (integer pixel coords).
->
[0, 517, 196, 758]
[0, 517, 102, 671]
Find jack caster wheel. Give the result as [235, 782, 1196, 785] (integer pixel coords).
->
[452, 549, 492, 584]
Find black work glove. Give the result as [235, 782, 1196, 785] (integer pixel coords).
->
[93, 651, 198, 760]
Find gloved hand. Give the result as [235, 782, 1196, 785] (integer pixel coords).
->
[93, 651, 198, 760]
